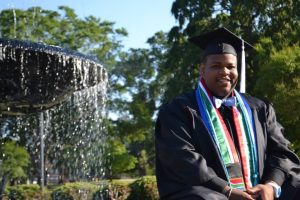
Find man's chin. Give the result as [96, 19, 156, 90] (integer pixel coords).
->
[214, 90, 231, 98]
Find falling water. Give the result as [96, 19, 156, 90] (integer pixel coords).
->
[4, 80, 108, 182]
[0, 37, 109, 197]
[12, 9, 17, 38]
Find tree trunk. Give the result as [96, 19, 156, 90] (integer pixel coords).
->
[0, 174, 8, 200]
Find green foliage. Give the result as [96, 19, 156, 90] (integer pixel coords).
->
[3, 178, 158, 200]
[51, 182, 99, 200]
[0, 142, 30, 199]
[254, 42, 300, 154]
[127, 176, 159, 200]
[108, 47, 164, 176]
[5, 184, 49, 200]
[0, 141, 30, 179]
[94, 177, 158, 200]
[0, 6, 126, 67]
[138, 150, 154, 176]
[105, 138, 138, 177]
[51, 188, 73, 200]
[102, 179, 134, 200]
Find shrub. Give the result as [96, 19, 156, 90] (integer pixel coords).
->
[51, 182, 98, 200]
[51, 188, 73, 200]
[96, 176, 158, 200]
[127, 176, 159, 200]
[5, 184, 50, 200]
[4, 176, 159, 200]
[93, 179, 133, 200]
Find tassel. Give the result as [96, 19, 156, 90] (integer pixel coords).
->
[239, 39, 246, 93]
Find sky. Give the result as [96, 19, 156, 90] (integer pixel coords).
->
[0, 0, 176, 50]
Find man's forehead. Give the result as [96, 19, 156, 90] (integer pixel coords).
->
[205, 54, 238, 63]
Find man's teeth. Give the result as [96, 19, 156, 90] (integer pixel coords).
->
[218, 79, 230, 82]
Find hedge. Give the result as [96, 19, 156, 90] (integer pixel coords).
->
[4, 184, 50, 200]
[127, 176, 159, 200]
[95, 176, 158, 200]
[3, 176, 159, 200]
[94, 179, 134, 200]
[51, 182, 99, 200]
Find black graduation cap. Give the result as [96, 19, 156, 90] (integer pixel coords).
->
[189, 27, 253, 57]
[189, 27, 254, 93]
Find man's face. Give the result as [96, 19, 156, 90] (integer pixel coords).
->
[200, 54, 238, 97]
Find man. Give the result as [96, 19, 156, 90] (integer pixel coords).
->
[155, 27, 300, 200]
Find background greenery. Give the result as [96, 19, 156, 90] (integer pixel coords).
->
[3, 176, 158, 200]
[0, 0, 299, 197]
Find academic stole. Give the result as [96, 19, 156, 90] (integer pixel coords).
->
[195, 79, 259, 190]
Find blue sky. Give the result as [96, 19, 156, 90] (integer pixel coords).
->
[0, 0, 176, 50]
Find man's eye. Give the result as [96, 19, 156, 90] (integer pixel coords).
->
[211, 65, 220, 69]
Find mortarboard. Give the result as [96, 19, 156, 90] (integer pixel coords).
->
[189, 27, 254, 93]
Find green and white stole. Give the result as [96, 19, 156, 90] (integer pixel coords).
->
[195, 79, 259, 190]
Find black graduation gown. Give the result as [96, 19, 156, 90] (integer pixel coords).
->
[155, 91, 300, 200]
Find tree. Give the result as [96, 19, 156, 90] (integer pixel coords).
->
[254, 39, 300, 155]
[105, 138, 138, 178]
[0, 141, 30, 200]
[109, 48, 158, 176]
[0, 6, 126, 66]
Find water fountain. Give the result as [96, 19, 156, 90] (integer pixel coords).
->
[0, 38, 108, 195]
[0, 38, 106, 115]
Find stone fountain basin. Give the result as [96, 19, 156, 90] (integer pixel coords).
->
[0, 38, 106, 116]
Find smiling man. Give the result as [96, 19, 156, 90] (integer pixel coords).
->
[155, 27, 300, 200]
[200, 53, 238, 98]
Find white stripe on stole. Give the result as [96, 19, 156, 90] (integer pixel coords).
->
[199, 81, 235, 164]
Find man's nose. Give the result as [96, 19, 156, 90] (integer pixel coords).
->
[218, 67, 229, 75]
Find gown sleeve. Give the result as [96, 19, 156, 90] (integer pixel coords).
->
[155, 97, 229, 199]
[262, 102, 300, 187]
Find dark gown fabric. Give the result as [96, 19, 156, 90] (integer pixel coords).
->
[155, 91, 300, 200]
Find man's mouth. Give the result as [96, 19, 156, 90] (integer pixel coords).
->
[217, 78, 231, 84]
